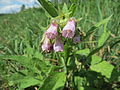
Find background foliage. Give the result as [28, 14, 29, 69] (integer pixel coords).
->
[0, 0, 120, 90]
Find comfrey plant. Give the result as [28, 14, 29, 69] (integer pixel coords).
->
[37, 1, 116, 90]
[37, 1, 115, 90]
[41, 18, 79, 52]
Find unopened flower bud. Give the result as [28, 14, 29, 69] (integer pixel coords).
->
[73, 36, 81, 43]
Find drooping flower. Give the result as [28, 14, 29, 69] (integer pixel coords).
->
[73, 36, 81, 43]
[62, 18, 76, 38]
[53, 36, 64, 52]
[41, 36, 53, 52]
[46, 21, 58, 39]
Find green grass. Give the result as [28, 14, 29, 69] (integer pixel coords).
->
[0, 8, 47, 48]
[74, 0, 120, 66]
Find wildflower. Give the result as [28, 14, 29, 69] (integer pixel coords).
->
[46, 21, 58, 39]
[73, 36, 81, 43]
[62, 18, 76, 38]
[41, 36, 53, 52]
[53, 36, 64, 52]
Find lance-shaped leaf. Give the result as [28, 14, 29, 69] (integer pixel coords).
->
[91, 55, 102, 65]
[76, 48, 90, 56]
[87, 24, 110, 58]
[90, 61, 114, 79]
[38, 0, 58, 17]
[84, 15, 112, 39]
[40, 71, 66, 90]
[0, 55, 34, 70]
[69, 4, 77, 17]
[9, 74, 41, 89]
[98, 29, 110, 47]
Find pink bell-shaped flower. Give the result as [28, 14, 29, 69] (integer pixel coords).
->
[73, 36, 81, 43]
[41, 36, 53, 52]
[62, 18, 76, 38]
[46, 21, 58, 39]
[53, 36, 64, 52]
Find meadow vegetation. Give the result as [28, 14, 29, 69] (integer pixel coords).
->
[0, 0, 120, 90]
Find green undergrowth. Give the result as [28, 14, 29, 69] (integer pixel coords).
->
[0, 0, 120, 89]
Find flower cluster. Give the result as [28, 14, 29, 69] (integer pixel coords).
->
[41, 18, 79, 52]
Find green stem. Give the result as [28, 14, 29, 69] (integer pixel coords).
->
[61, 57, 67, 73]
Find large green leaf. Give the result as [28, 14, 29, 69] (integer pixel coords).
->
[38, 0, 58, 17]
[98, 30, 110, 47]
[90, 61, 114, 78]
[24, 45, 35, 59]
[18, 76, 41, 89]
[40, 71, 66, 90]
[9, 74, 41, 89]
[0, 55, 33, 69]
[87, 27, 110, 58]
[62, 3, 68, 14]
[95, 15, 112, 27]
[25, 45, 44, 60]
[84, 15, 112, 39]
[76, 48, 90, 56]
[91, 55, 102, 65]
[0, 55, 30, 64]
[35, 59, 52, 75]
[34, 51, 44, 60]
